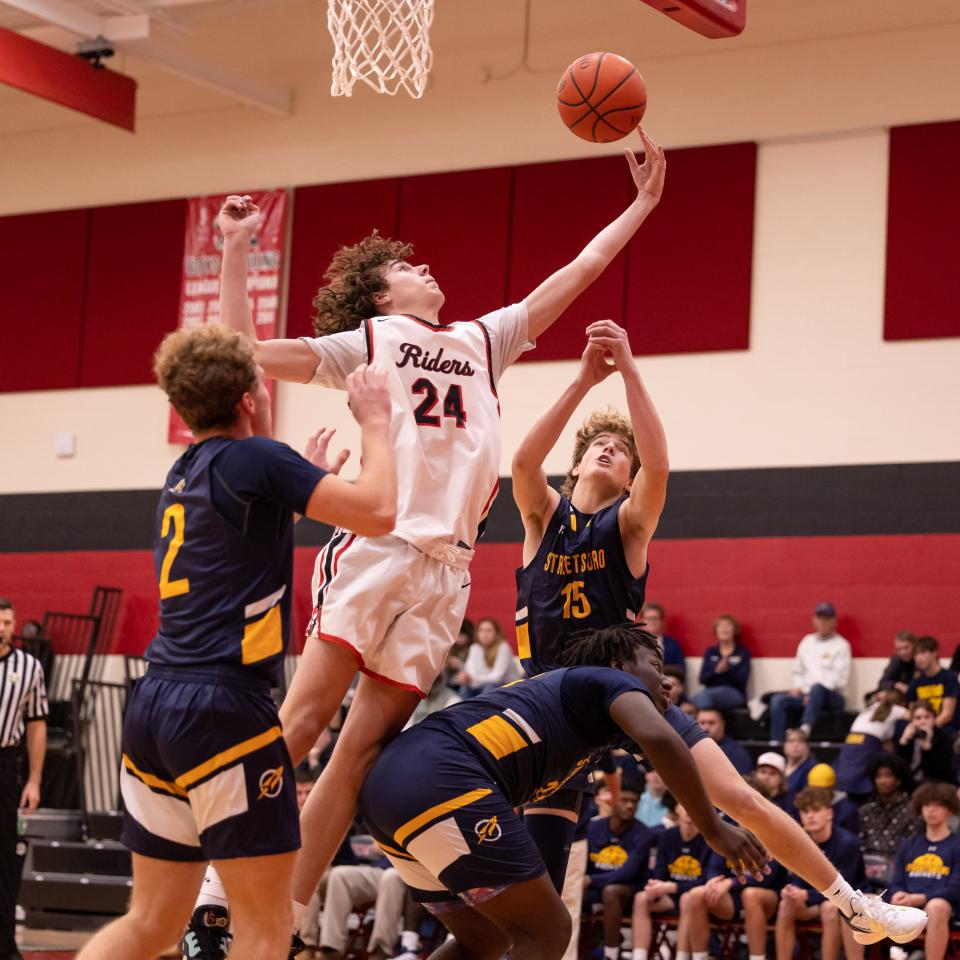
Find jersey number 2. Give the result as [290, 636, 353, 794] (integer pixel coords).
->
[412, 378, 467, 428]
[159, 504, 191, 600]
[561, 581, 591, 619]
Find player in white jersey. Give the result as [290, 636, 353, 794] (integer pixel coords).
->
[195, 128, 666, 950]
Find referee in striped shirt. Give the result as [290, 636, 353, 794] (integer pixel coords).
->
[0, 598, 48, 960]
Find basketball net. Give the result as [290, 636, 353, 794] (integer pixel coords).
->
[328, 0, 434, 98]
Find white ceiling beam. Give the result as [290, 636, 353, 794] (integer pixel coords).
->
[120, 35, 294, 114]
[0, 0, 150, 39]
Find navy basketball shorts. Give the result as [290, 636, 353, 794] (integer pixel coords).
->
[119, 665, 299, 862]
[359, 725, 546, 913]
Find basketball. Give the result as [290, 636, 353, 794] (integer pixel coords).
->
[556, 52, 647, 143]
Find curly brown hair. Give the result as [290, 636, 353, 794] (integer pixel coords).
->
[560, 408, 640, 498]
[912, 781, 960, 816]
[153, 325, 258, 433]
[793, 786, 834, 812]
[311, 231, 414, 336]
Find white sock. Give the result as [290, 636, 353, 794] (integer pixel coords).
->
[693, 952, 708, 960]
[749, 954, 766, 960]
[292, 899, 308, 934]
[605, 948, 619, 960]
[633, 950, 649, 960]
[677, 952, 692, 960]
[195, 865, 229, 911]
[819, 872, 856, 917]
[401, 930, 420, 952]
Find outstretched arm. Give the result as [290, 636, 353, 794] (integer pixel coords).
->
[218, 195, 319, 383]
[609, 691, 767, 877]
[523, 129, 666, 342]
[512, 340, 616, 555]
[584, 321, 668, 567]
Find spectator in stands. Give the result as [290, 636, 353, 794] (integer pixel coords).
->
[391, 893, 431, 960]
[835, 693, 909, 801]
[640, 602, 685, 673]
[631, 805, 709, 960]
[635, 769, 670, 829]
[403, 672, 461, 729]
[584, 782, 656, 960]
[872, 631, 916, 701]
[897, 699, 956, 784]
[806, 764, 860, 836]
[444, 618, 473, 688]
[318, 858, 407, 960]
[664, 664, 689, 706]
[906, 636, 958, 729]
[692, 614, 751, 711]
[859, 756, 919, 868]
[755, 751, 795, 814]
[783, 728, 817, 804]
[454, 617, 518, 696]
[888, 782, 960, 960]
[769, 602, 850, 743]
[775, 787, 865, 960]
[696, 707, 752, 775]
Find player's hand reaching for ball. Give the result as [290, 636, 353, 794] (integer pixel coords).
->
[577, 339, 616, 387]
[304, 428, 350, 475]
[625, 128, 666, 204]
[586, 319, 634, 371]
[346, 364, 392, 428]
[218, 194, 260, 242]
[703, 821, 768, 884]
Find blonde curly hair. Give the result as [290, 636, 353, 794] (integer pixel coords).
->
[560, 408, 639, 498]
[311, 231, 414, 336]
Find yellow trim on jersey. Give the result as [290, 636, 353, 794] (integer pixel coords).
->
[375, 840, 415, 860]
[569, 512, 578, 532]
[466, 714, 528, 760]
[516, 622, 531, 661]
[122, 754, 188, 798]
[394, 787, 492, 846]
[176, 726, 283, 789]
[242, 603, 283, 665]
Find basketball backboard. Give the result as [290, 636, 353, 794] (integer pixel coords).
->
[637, 0, 746, 39]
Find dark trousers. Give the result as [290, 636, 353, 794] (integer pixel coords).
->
[0, 747, 25, 955]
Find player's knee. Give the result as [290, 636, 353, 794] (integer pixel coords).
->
[927, 898, 952, 919]
[511, 911, 571, 959]
[819, 901, 837, 921]
[126, 902, 192, 950]
[601, 884, 621, 905]
[633, 890, 650, 912]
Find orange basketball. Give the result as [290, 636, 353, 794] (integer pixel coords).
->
[556, 52, 647, 143]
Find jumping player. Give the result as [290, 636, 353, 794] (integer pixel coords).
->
[510, 324, 928, 946]
[359, 625, 768, 960]
[185, 127, 668, 950]
[77, 326, 395, 960]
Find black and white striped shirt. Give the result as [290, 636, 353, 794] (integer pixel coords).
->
[0, 648, 49, 748]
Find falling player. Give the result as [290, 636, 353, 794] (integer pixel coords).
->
[78, 326, 396, 960]
[510, 321, 928, 948]
[184, 128, 668, 954]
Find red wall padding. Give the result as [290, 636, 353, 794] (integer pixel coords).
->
[884, 120, 960, 341]
[0, 209, 89, 392]
[398, 167, 513, 323]
[508, 156, 631, 360]
[625, 142, 755, 355]
[80, 199, 187, 386]
[3, 533, 958, 658]
[286, 179, 400, 340]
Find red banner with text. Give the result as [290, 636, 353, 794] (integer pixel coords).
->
[168, 189, 288, 444]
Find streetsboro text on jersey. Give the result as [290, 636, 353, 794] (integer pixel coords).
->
[543, 549, 608, 575]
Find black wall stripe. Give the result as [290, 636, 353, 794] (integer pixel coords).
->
[2, 461, 959, 553]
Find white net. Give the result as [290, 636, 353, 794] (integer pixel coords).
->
[327, 0, 435, 98]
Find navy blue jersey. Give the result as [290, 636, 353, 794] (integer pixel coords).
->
[890, 832, 960, 909]
[516, 494, 648, 677]
[785, 826, 864, 905]
[147, 436, 326, 682]
[653, 826, 710, 896]
[586, 817, 657, 889]
[414, 666, 696, 808]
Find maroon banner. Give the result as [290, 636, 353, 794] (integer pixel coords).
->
[168, 190, 288, 444]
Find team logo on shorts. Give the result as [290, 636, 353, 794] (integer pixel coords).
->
[474, 816, 501, 844]
[257, 766, 284, 800]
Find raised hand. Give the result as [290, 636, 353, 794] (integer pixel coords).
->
[346, 364, 392, 428]
[304, 427, 350, 474]
[625, 128, 666, 203]
[218, 194, 260, 242]
[577, 338, 617, 387]
[585, 319, 634, 371]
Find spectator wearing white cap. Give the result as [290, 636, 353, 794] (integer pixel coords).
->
[807, 763, 860, 837]
[769, 603, 850, 743]
[755, 752, 795, 816]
